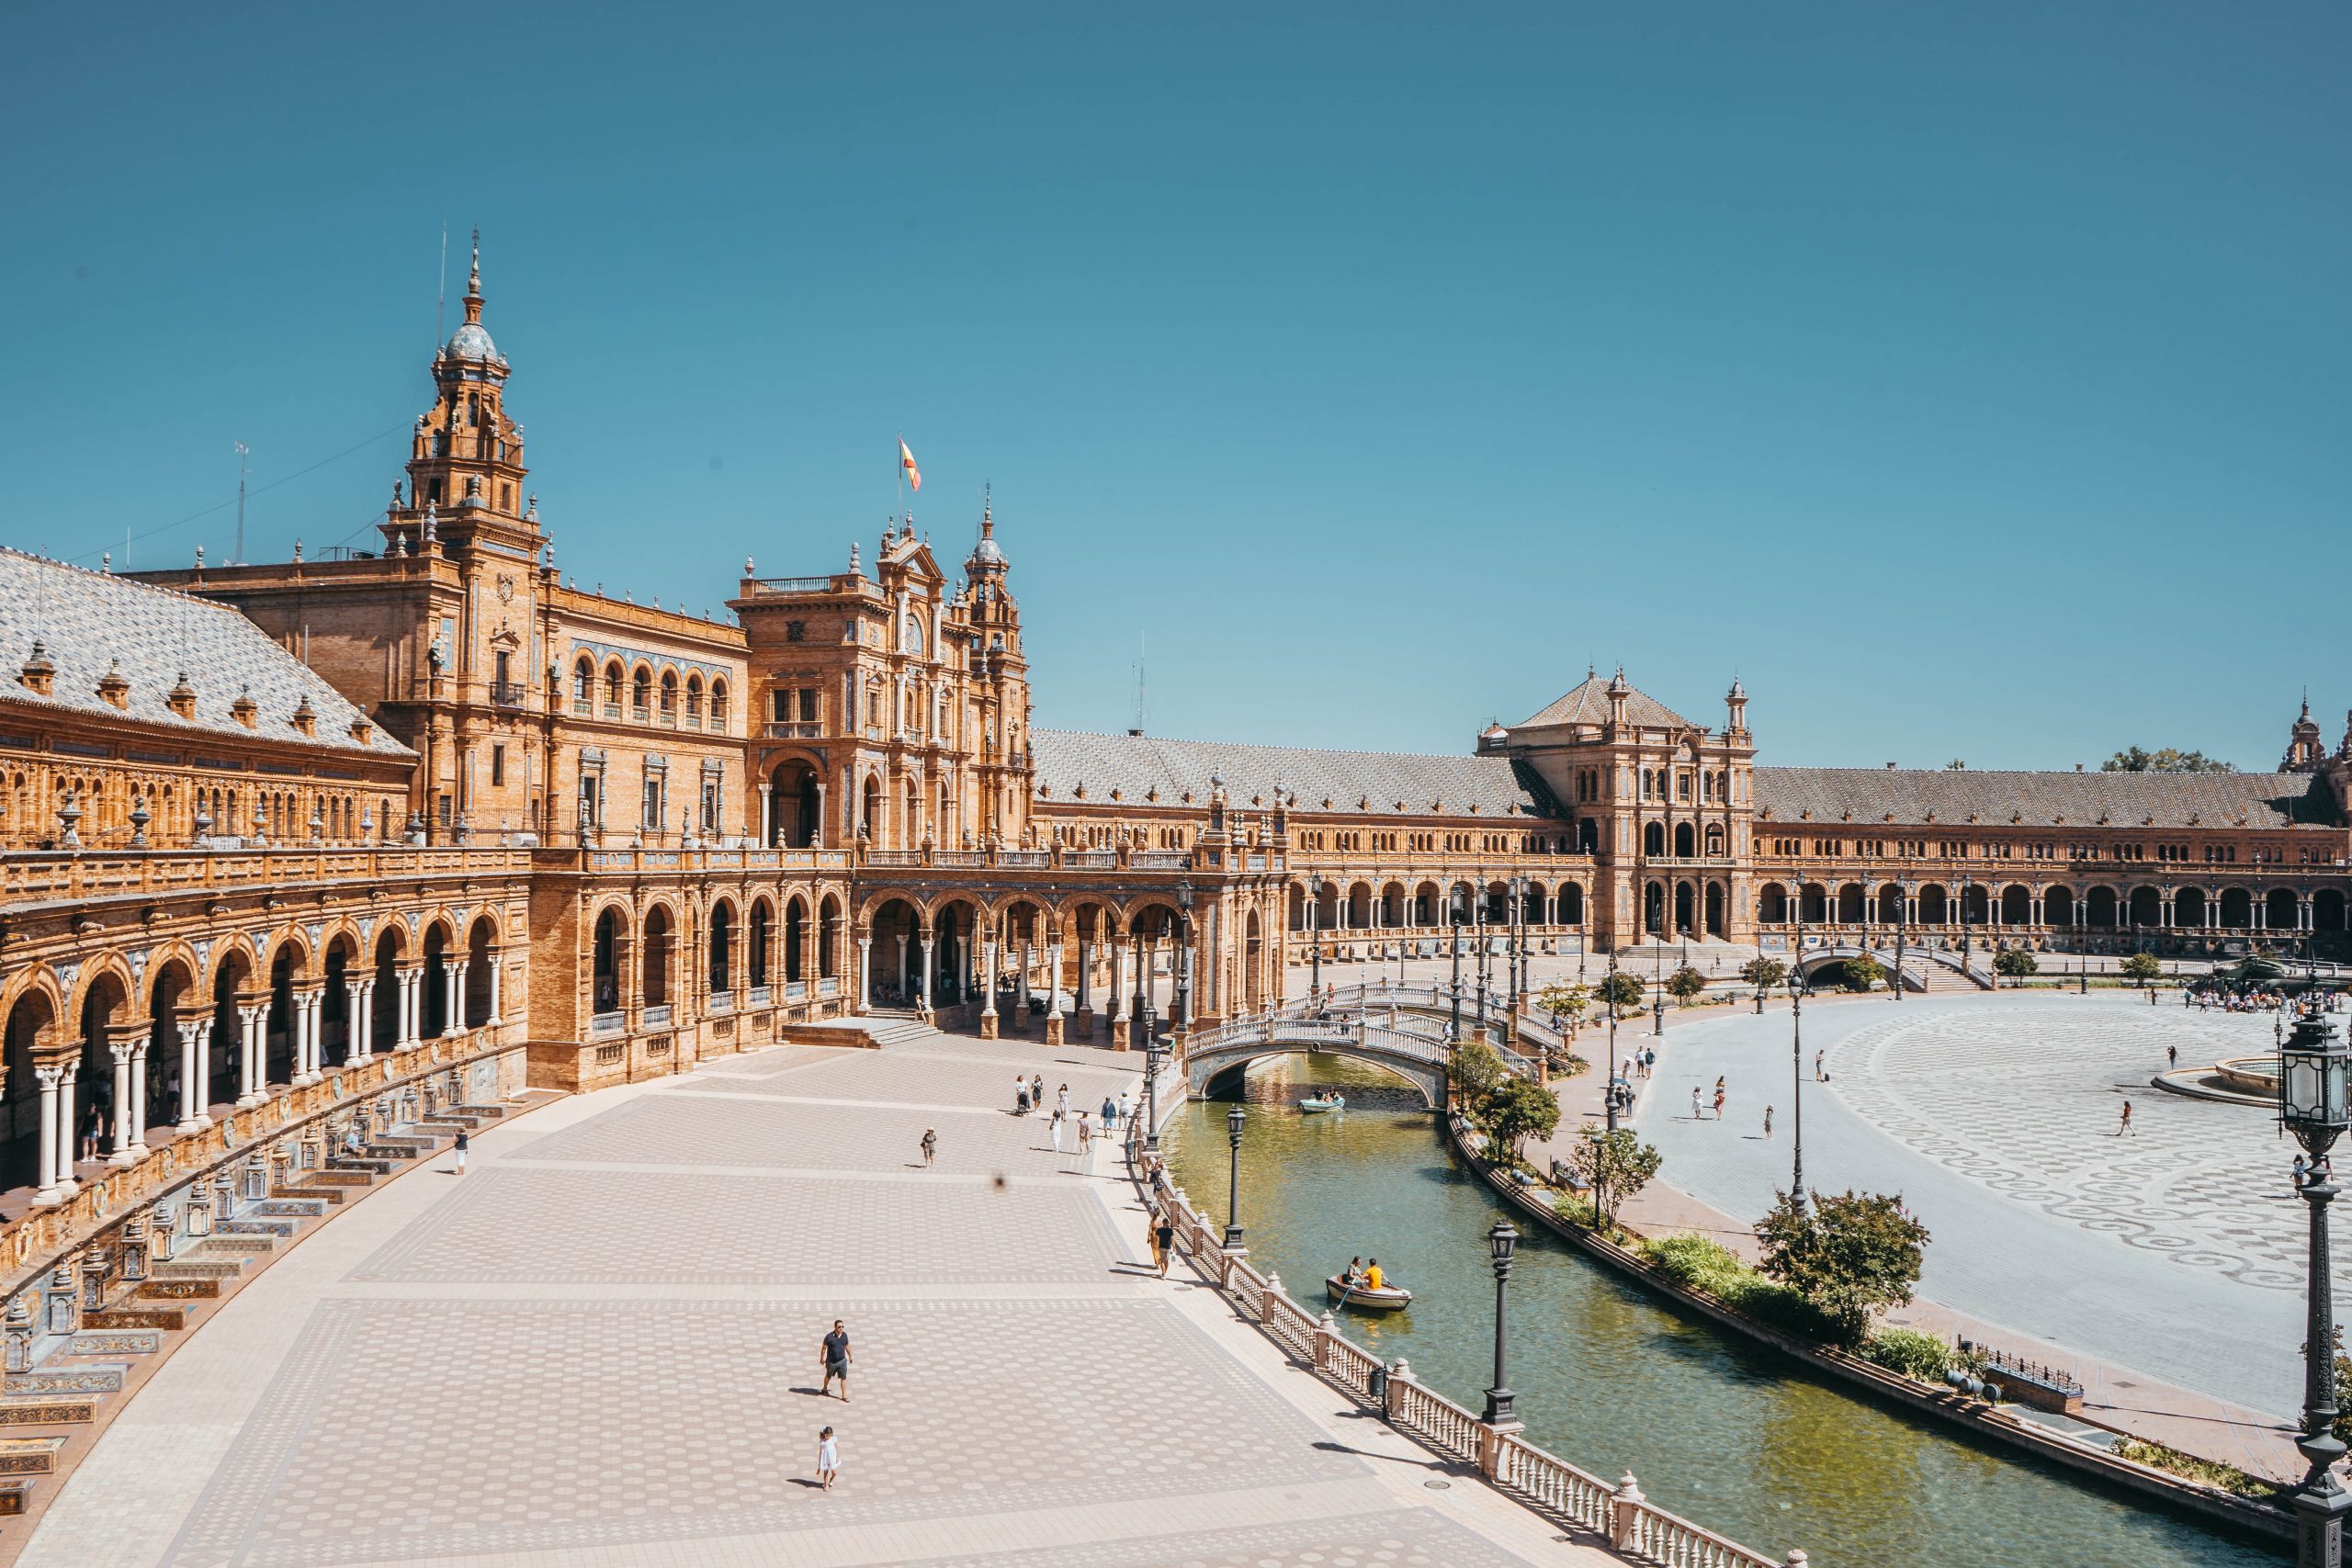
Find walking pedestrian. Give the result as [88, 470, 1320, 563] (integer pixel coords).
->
[1031, 1073, 1045, 1111]
[2166, 1043, 2177, 1071]
[1013, 1072, 1029, 1112]
[1102, 1093, 1117, 1129]
[815, 1426, 839, 1491]
[1154, 1212, 1176, 1277]
[1764, 1104, 1774, 1139]
[2117, 1100, 2134, 1138]
[1078, 1112, 1093, 1152]
[2295, 1154, 2310, 1190]
[1118, 1086, 1132, 1123]
[454, 1127, 469, 1175]
[1814, 1049, 1825, 1082]
[1049, 1110, 1065, 1154]
[1057, 1084, 1070, 1118]
[819, 1320, 853, 1401]
[1690, 1087, 1702, 1120]
[919, 1127, 936, 1167]
[1713, 1086, 1726, 1120]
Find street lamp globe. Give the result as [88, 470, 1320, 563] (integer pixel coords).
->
[2283, 1015, 2350, 1147]
[1488, 1215, 1519, 1271]
[1222, 1103, 1248, 1250]
[2280, 1005, 2352, 1567]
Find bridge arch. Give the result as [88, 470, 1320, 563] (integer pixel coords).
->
[1183, 1016, 1451, 1109]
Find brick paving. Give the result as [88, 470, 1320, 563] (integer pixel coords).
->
[18, 1028, 1592, 1568]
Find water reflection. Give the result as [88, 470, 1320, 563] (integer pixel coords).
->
[1163, 1053, 2277, 1568]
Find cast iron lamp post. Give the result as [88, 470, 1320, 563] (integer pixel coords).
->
[1792, 869, 1809, 1218]
[2283, 1006, 2352, 1566]
[1175, 880, 1195, 1030]
[1475, 889, 1490, 1034]
[1306, 874, 1322, 1000]
[1222, 1103, 1247, 1250]
[1483, 1218, 1520, 1427]
[1450, 891, 1466, 1040]
[1894, 878, 1910, 1004]
[1142, 1033, 1166, 1156]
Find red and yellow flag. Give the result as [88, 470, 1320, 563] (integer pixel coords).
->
[899, 437, 922, 492]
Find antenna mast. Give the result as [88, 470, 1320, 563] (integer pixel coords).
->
[233, 441, 249, 564]
[1130, 634, 1147, 737]
[435, 221, 448, 347]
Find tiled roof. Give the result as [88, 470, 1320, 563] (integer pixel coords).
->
[1754, 766, 2337, 831]
[1032, 730, 1545, 818]
[1514, 673, 1695, 732]
[0, 549, 412, 759]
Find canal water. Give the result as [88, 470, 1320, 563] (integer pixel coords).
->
[1161, 1055, 2278, 1568]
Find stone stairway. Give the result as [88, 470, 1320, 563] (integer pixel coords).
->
[0, 1089, 556, 1525]
[781, 1012, 939, 1050]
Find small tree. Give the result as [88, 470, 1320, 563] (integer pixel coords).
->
[1993, 948, 2037, 987]
[1840, 953, 1886, 992]
[1450, 1038, 1507, 1110]
[1754, 1189, 1931, 1344]
[1534, 980, 1590, 1032]
[1596, 971, 1645, 1016]
[1482, 1075, 1561, 1166]
[2120, 952, 2162, 987]
[1666, 965, 1706, 1006]
[1739, 956, 1787, 991]
[1576, 1127, 1662, 1230]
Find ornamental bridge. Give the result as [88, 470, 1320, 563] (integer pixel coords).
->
[1182, 981, 1550, 1107]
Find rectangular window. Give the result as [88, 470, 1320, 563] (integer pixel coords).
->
[437, 793, 453, 826]
[772, 689, 792, 722]
[495, 650, 511, 687]
[491, 744, 506, 786]
[701, 781, 720, 833]
[799, 689, 819, 722]
[643, 774, 664, 829]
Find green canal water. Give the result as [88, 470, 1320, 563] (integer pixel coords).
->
[1161, 1055, 2278, 1568]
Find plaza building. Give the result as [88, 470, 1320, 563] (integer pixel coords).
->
[4, 242, 2349, 1254]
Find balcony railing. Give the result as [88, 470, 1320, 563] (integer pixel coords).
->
[589, 1011, 626, 1038]
[748, 985, 772, 1007]
[766, 721, 824, 739]
[642, 1004, 673, 1028]
[489, 680, 527, 707]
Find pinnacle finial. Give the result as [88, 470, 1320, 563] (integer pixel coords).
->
[469, 227, 481, 296]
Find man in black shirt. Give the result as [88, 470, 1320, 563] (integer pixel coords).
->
[820, 1320, 853, 1402]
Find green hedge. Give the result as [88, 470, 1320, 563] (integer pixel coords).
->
[1638, 1234, 1837, 1341]
[1860, 1326, 1951, 1382]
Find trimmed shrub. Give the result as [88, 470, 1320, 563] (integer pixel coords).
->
[1861, 1327, 1951, 1382]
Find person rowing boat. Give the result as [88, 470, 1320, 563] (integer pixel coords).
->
[1327, 1255, 1411, 1312]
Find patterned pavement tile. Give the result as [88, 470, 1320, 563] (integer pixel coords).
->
[891, 1507, 1546, 1567]
[345, 1167, 1129, 1285]
[691, 1049, 1140, 1113]
[705, 1044, 855, 1077]
[160, 1298, 1362, 1568]
[516, 1091, 1108, 1175]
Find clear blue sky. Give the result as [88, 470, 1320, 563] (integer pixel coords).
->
[6, 5, 2346, 771]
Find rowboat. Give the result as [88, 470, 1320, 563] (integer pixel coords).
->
[1299, 1094, 1346, 1113]
[1327, 1274, 1412, 1311]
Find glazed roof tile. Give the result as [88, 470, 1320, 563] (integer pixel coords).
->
[1514, 673, 1695, 731]
[0, 549, 412, 758]
[1752, 766, 2335, 830]
[1032, 729, 1543, 817]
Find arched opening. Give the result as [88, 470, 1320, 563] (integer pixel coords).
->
[2086, 886, 2120, 929]
[2045, 888, 2077, 930]
[372, 930, 403, 1051]
[1315, 881, 1340, 931]
[1962, 885, 1991, 925]
[77, 972, 130, 1166]
[2317, 890, 2346, 932]
[322, 937, 353, 1064]
[1758, 883, 1788, 924]
[2128, 886, 2161, 930]
[2219, 887, 2253, 928]
[1558, 883, 1585, 925]
[1703, 823, 1725, 857]
[1245, 909, 1264, 1010]
[593, 908, 623, 1016]
[147, 958, 194, 1128]
[420, 927, 449, 1038]
[264, 944, 299, 1084]
[2001, 885, 2031, 925]
[1673, 822, 1695, 858]
[1914, 885, 1946, 925]
[1380, 883, 1406, 926]
[2267, 887, 2301, 933]
[866, 898, 922, 1007]
[1645, 882, 1665, 936]
[1704, 881, 1726, 938]
[820, 895, 842, 978]
[464, 918, 494, 1027]
[784, 897, 807, 983]
[2176, 887, 2209, 929]
[209, 953, 249, 1107]
[2, 987, 59, 1189]
[1643, 821, 1666, 857]
[860, 775, 881, 841]
[1838, 884, 1865, 924]
[770, 761, 820, 848]
[1800, 883, 1827, 923]
[640, 906, 673, 1008]
[708, 900, 734, 994]
[749, 898, 775, 989]
[1414, 882, 1439, 926]
[1347, 883, 1372, 929]
[1671, 880, 1693, 933]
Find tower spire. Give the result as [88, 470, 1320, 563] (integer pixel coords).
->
[462, 228, 483, 324]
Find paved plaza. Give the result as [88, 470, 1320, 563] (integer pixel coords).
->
[19, 1038, 1595, 1568]
[1627, 992, 2320, 1421]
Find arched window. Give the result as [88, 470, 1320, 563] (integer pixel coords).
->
[631, 669, 651, 718]
[685, 673, 704, 721]
[659, 671, 678, 719]
[573, 658, 594, 705]
[710, 682, 729, 729]
[604, 662, 624, 711]
[708, 902, 732, 992]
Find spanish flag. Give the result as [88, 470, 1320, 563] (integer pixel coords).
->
[899, 436, 922, 493]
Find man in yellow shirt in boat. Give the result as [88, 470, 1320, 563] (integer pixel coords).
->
[1365, 1258, 1385, 1291]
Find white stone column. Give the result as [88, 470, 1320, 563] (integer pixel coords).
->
[53, 1069, 79, 1198]
[31, 1066, 62, 1208]
[345, 981, 367, 1063]
[856, 936, 873, 1013]
[239, 1003, 266, 1107]
[1075, 931, 1092, 1013]
[127, 1033, 150, 1156]
[1047, 942, 1067, 1017]
[107, 1041, 137, 1165]
[444, 963, 465, 1037]
[488, 956, 504, 1024]
[979, 941, 998, 1019]
[292, 992, 315, 1085]
[918, 934, 935, 1012]
[1108, 937, 1127, 1022]
[179, 1018, 210, 1133]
